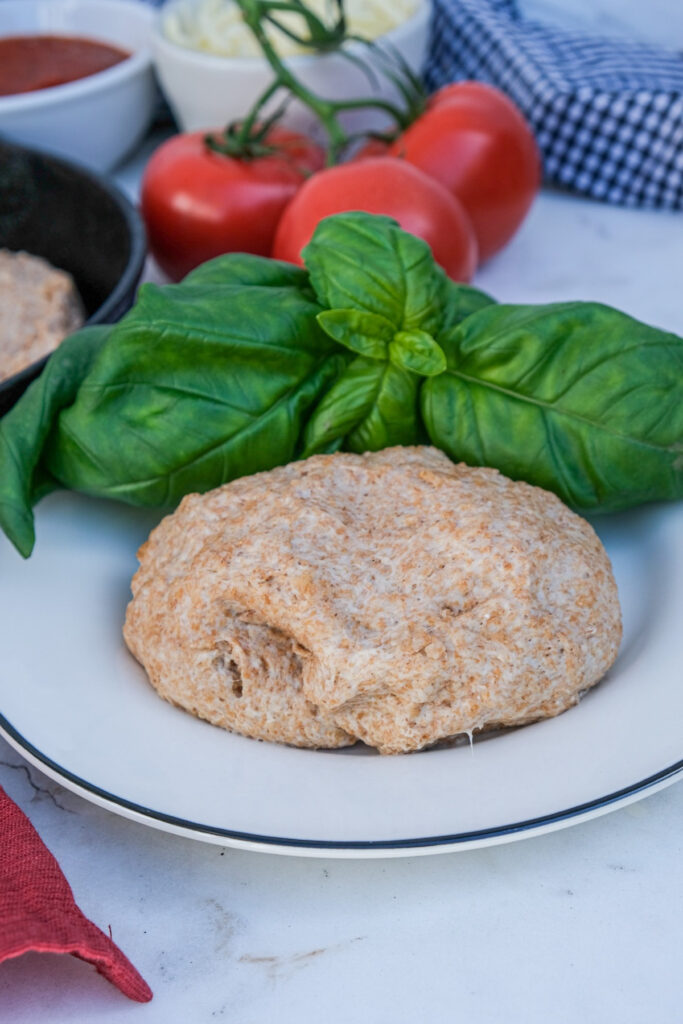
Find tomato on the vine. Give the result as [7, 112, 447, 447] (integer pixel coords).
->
[140, 128, 326, 281]
[390, 81, 541, 263]
[272, 156, 478, 282]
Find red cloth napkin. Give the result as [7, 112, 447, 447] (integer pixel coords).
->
[0, 785, 152, 1003]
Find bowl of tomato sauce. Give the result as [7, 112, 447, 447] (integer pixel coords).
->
[0, 0, 157, 171]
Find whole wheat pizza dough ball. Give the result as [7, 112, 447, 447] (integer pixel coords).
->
[123, 446, 622, 754]
[0, 249, 84, 383]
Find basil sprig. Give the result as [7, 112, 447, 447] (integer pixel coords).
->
[1, 211, 681, 558]
[301, 212, 493, 455]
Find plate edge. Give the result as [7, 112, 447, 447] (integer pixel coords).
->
[1, 715, 682, 858]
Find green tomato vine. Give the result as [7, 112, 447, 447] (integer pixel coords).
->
[205, 0, 426, 163]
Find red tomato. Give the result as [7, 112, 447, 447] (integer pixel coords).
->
[390, 81, 541, 263]
[272, 157, 478, 282]
[352, 136, 391, 160]
[140, 128, 326, 281]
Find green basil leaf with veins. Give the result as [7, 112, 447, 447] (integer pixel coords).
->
[423, 300, 683, 513]
[301, 356, 420, 457]
[183, 251, 311, 291]
[440, 277, 497, 330]
[0, 325, 112, 558]
[346, 361, 420, 453]
[301, 357, 385, 456]
[44, 280, 345, 508]
[389, 329, 447, 377]
[317, 308, 395, 360]
[302, 211, 446, 334]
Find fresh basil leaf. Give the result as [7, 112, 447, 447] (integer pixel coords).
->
[0, 325, 112, 558]
[346, 362, 420, 453]
[303, 211, 446, 334]
[46, 282, 345, 506]
[440, 278, 496, 330]
[182, 252, 310, 290]
[300, 357, 383, 456]
[317, 309, 394, 360]
[301, 356, 420, 456]
[422, 301, 683, 513]
[389, 329, 446, 377]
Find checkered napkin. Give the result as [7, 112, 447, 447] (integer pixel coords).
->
[424, 0, 683, 208]
[0, 786, 152, 1003]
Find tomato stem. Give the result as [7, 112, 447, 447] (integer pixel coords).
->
[228, 0, 425, 163]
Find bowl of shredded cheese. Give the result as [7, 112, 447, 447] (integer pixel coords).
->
[152, 0, 430, 138]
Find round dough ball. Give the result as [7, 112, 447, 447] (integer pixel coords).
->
[124, 446, 622, 754]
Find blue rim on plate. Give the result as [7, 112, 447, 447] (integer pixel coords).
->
[1, 714, 681, 853]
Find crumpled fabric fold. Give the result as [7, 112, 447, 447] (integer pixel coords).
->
[424, 0, 683, 208]
[0, 785, 152, 1003]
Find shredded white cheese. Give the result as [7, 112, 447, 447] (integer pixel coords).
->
[162, 0, 420, 58]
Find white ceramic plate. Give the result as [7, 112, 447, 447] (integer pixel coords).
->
[1, 492, 682, 858]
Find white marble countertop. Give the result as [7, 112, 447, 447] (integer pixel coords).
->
[2, 139, 683, 1022]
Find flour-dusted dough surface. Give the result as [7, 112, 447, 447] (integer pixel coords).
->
[0, 249, 84, 383]
[124, 447, 622, 754]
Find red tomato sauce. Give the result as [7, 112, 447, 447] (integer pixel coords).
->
[0, 35, 130, 97]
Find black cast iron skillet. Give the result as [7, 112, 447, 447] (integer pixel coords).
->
[0, 138, 146, 416]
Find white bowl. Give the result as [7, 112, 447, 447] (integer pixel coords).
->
[0, 0, 156, 171]
[152, 0, 431, 140]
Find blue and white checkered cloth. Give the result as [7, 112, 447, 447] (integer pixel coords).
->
[424, 0, 683, 208]
[74, 0, 683, 207]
